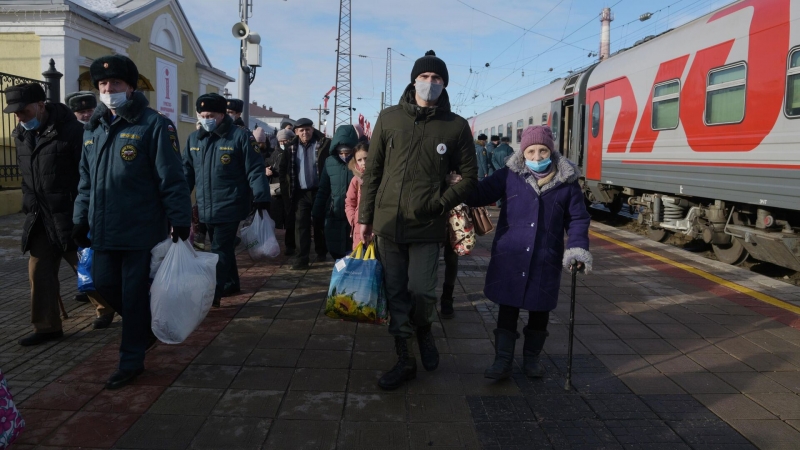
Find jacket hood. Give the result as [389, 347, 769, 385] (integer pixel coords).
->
[197, 114, 233, 139]
[87, 90, 149, 130]
[330, 125, 359, 156]
[399, 82, 452, 118]
[506, 147, 580, 194]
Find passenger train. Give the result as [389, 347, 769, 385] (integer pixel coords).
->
[470, 0, 800, 272]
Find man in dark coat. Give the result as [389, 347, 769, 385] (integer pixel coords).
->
[5, 83, 109, 345]
[358, 50, 478, 390]
[485, 135, 499, 176]
[475, 133, 489, 179]
[184, 93, 270, 306]
[269, 129, 297, 253]
[73, 55, 192, 389]
[277, 118, 330, 269]
[226, 98, 247, 129]
[312, 124, 359, 259]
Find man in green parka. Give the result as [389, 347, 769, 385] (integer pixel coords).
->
[312, 124, 360, 259]
[73, 55, 192, 390]
[183, 93, 270, 306]
[358, 50, 478, 390]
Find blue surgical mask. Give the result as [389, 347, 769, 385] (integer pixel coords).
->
[525, 157, 551, 172]
[21, 116, 40, 131]
[199, 118, 216, 132]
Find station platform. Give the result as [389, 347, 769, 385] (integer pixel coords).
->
[2, 208, 799, 449]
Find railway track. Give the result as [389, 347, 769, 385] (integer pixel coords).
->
[588, 204, 800, 287]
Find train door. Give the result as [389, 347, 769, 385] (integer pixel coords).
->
[549, 101, 562, 153]
[563, 102, 574, 160]
[585, 86, 604, 181]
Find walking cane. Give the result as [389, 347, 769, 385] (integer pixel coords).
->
[564, 259, 578, 391]
[57, 294, 69, 320]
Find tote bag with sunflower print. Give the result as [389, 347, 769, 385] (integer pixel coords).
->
[326, 243, 388, 324]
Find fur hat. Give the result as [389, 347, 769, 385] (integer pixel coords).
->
[520, 125, 554, 152]
[65, 91, 97, 112]
[196, 93, 227, 114]
[410, 50, 449, 87]
[477, 133, 487, 141]
[90, 55, 139, 89]
[226, 98, 243, 113]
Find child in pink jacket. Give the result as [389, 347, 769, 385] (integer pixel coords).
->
[345, 142, 369, 250]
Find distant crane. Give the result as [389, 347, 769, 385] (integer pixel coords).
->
[333, 0, 352, 130]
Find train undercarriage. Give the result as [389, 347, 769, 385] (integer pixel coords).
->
[584, 184, 800, 271]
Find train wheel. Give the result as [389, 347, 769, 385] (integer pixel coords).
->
[647, 227, 670, 242]
[712, 239, 749, 265]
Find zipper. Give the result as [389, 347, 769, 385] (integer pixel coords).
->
[376, 137, 393, 208]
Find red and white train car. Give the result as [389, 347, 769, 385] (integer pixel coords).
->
[472, 0, 800, 270]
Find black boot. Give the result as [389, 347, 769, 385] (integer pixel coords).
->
[440, 283, 455, 319]
[378, 337, 417, 390]
[522, 327, 549, 378]
[416, 325, 439, 371]
[105, 367, 144, 390]
[484, 328, 519, 380]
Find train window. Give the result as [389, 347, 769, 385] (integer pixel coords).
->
[528, 116, 533, 125]
[491, 126, 495, 136]
[652, 80, 680, 130]
[591, 102, 600, 138]
[506, 123, 512, 140]
[541, 113, 547, 125]
[551, 112, 559, 142]
[516, 120, 523, 143]
[786, 48, 800, 117]
[705, 63, 746, 125]
[498, 124, 503, 137]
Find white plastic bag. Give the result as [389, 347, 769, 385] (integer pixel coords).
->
[240, 211, 280, 260]
[150, 240, 219, 344]
[149, 238, 172, 278]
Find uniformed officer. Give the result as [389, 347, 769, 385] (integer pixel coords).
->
[73, 55, 192, 390]
[65, 91, 96, 125]
[184, 93, 270, 307]
[226, 98, 246, 128]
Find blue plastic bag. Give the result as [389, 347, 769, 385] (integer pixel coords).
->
[77, 247, 94, 293]
[325, 243, 387, 324]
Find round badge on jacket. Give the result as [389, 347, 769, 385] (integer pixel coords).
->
[436, 143, 447, 155]
[120, 144, 137, 161]
[220, 154, 231, 164]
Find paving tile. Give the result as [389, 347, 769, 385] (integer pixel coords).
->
[311, 319, 358, 335]
[277, 391, 345, 421]
[344, 393, 407, 422]
[83, 385, 166, 414]
[441, 321, 491, 338]
[147, 387, 224, 416]
[172, 365, 240, 389]
[208, 331, 263, 349]
[230, 366, 294, 390]
[245, 348, 301, 367]
[212, 389, 283, 418]
[296, 349, 351, 369]
[667, 373, 738, 394]
[132, 364, 186, 387]
[538, 418, 621, 449]
[13, 409, 74, 445]
[256, 333, 308, 349]
[193, 345, 253, 365]
[465, 395, 534, 422]
[44, 411, 139, 448]
[581, 339, 637, 355]
[290, 368, 349, 391]
[595, 354, 658, 375]
[584, 394, 658, 420]
[640, 394, 719, 421]
[20, 380, 103, 411]
[267, 319, 316, 334]
[407, 371, 464, 395]
[223, 317, 273, 334]
[747, 392, 800, 419]
[145, 345, 205, 365]
[727, 419, 800, 450]
[605, 418, 686, 446]
[765, 371, 800, 393]
[527, 393, 596, 421]
[347, 369, 403, 394]
[687, 353, 757, 373]
[409, 422, 480, 450]
[337, 421, 408, 450]
[451, 354, 495, 374]
[666, 419, 755, 449]
[644, 354, 706, 373]
[189, 416, 270, 450]
[716, 372, 790, 394]
[305, 334, 354, 351]
[351, 351, 396, 370]
[695, 393, 777, 420]
[263, 420, 338, 450]
[234, 306, 281, 320]
[353, 335, 396, 352]
[625, 338, 680, 355]
[446, 338, 494, 354]
[667, 338, 724, 355]
[569, 372, 633, 394]
[618, 373, 687, 395]
[116, 414, 206, 450]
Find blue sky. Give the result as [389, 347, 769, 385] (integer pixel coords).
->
[184, 0, 732, 128]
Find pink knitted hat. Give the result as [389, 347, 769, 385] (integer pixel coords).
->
[520, 125, 554, 152]
[252, 126, 267, 143]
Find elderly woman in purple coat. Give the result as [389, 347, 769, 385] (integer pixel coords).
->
[451, 125, 592, 380]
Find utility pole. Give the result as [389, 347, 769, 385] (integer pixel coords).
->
[380, 92, 384, 115]
[383, 47, 392, 110]
[237, 0, 252, 126]
[311, 105, 325, 129]
[333, 0, 352, 130]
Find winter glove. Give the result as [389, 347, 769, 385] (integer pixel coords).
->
[171, 226, 191, 243]
[253, 202, 270, 218]
[72, 222, 91, 248]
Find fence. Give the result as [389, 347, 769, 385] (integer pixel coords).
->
[0, 59, 62, 186]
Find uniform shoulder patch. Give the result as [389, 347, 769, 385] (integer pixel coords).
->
[170, 134, 179, 153]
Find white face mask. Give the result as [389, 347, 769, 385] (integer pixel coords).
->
[99, 92, 128, 109]
[414, 81, 444, 102]
[280, 144, 286, 150]
[199, 118, 216, 132]
[78, 120, 88, 125]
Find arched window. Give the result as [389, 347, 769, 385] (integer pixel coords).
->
[150, 14, 183, 58]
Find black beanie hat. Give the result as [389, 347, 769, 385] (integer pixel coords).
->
[226, 99, 244, 113]
[410, 50, 449, 87]
[490, 135, 499, 141]
[90, 55, 139, 89]
[196, 93, 227, 114]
